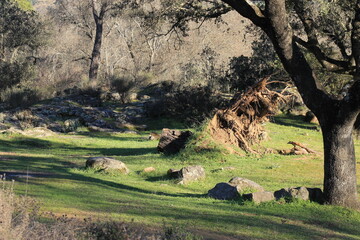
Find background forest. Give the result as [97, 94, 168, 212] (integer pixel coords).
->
[1, 0, 260, 110]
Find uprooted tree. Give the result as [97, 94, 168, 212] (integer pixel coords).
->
[156, 0, 360, 208]
[208, 76, 285, 153]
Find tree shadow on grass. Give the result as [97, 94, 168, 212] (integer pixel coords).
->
[2, 154, 359, 239]
[125, 201, 360, 240]
[0, 137, 158, 157]
[0, 153, 202, 198]
[271, 114, 320, 130]
[145, 174, 172, 182]
[207, 198, 360, 238]
[77, 132, 147, 142]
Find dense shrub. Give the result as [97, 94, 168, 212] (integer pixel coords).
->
[108, 75, 136, 103]
[0, 87, 42, 108]
[145, 83, 228, 125]
[0, 61, 35, 91]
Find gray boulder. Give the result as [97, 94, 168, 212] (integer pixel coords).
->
[181, 166, 205, 183]
[168, 166, 205, 184]
[208, 177, 264, 200]
[243, 191, 275, 203]
[86, 157, 129, 174]
[208, 183, 240, 200]
[229, 177, 264, 193]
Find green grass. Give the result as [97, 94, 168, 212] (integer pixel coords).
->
[0, 114, 360, 239]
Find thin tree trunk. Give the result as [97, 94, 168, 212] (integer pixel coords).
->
[89, 19, 103, 86]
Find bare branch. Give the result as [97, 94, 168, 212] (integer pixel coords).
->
[221, 0, 267, 28]
[294, 36, 351, 72]
[348, 1, 360, 111]
[256, 0, 330, 114]
[293, 1, 351, 72]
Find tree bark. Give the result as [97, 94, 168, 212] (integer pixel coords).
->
[89, 1, 108, 86]
[321, 113, 358, 207]
[89, 18, 103, 85]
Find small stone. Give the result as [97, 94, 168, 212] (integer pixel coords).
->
[129, 93, 138, 101]
[210, 167, 236, 173]
[143, 167, 155, 173]
[141, 95, 151, 100]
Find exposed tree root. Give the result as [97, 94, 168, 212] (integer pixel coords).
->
[208, 76, 286, 153]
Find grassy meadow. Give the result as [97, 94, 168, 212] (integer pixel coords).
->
[1, 115, 360, 240]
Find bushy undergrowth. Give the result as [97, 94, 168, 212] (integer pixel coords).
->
[0, 176, 85, 240]
[163, 224, 203, 240]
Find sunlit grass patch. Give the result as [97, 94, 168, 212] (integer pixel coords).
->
[0, 115, 359, 239]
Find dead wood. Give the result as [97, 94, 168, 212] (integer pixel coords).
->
[278, 141, 317, 155]
[208, 76, 287, 153]
[287, 141, 317, 154]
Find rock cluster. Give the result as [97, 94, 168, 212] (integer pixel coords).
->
[243, 187, 324, 203]
[208, 177, 324, 203]
[0, 91, 150, 133]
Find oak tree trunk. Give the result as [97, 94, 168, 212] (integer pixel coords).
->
[321, 118, 358, 207]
